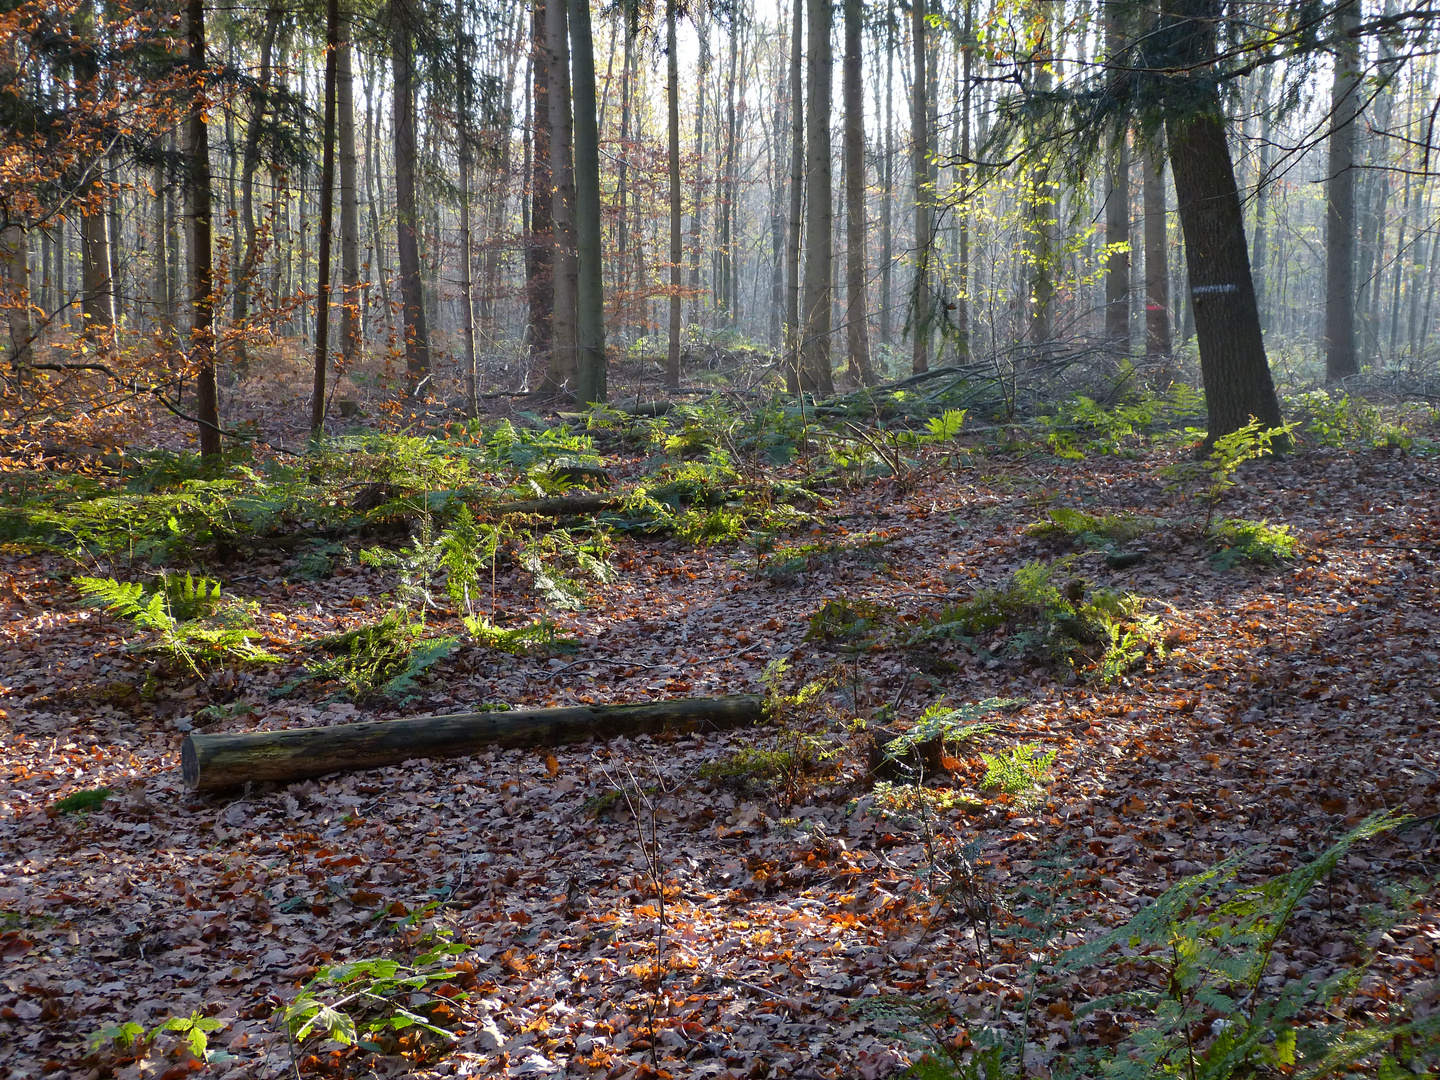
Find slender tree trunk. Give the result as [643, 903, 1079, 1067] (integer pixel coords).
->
[312, 0, 339, 435]
[1250, 65, 1274, 331]
[880, 5, 894, 350]
[233, 4, 278, 369]
[153, 153, 172, 348]
[458, 28, 477, 416]
[1142, 140, 1172, 372]
[769, 7, 788, 351]
[1324, 0, 1361, 381]
[188, 0, 220, 457]
[1, 225, 31, 368]
[800, 0, 834, 394]
[666, 0, 682, 389]
[784, 0, 803, 392]
[1162, 0, 1283, 442]
[362, 64, 394, 346]
[543, 0, 578, 394]
[337, 9, 362, 368]
[527, 0, 554, 366]
[391, 0, 431, 394]
[1103, 10, 1131, 351]
[955, 0, 971, 359]
[843, 0, 874, 386]
[689, 16, 709, 326]
[910, 0, 929, 374]
[569, 0, 605, 404]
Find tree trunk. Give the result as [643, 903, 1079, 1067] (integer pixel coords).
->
[689, 15, 709, 325]
[800, 0, 834, 394]
[1250, 65, 1274, 331]
[1142, 140, 1172, 372]
[152, 153, 171, 345]
[1161, 0, 1284, 443]
[1323, 0, 1361, 382]
[362, 65, 395, 348]
[0, 225, 31, 368]
[784, 0, 803, 392]
[569, 0, 606, 405]
[337, 10, 362, 368]
[910, 0, 929, 374]
[879, 5, 894, 350]
[391, 0, 431, 395]
[955, 0, 972, 359]
[542, 0, 578, 395]
[527, 0, 554, 367]
[666, 0, 682, 389]
[183, 695, 764, 791]
[458, 11, 477, 415]
[311, 0, 339, 436]
[843, 0, 875, 386]
[187, 0, 220, 457]
[1104, 8, 1131, 351]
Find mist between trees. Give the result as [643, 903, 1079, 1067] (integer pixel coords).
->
[1, 0, 1437, 440]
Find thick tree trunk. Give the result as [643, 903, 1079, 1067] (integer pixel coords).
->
[800, 0, 834, 394]
[542, 0, 579, 395]
[391, 0, 431, 395]
[569, 0, 606, 405]
[843, 0, 875, 386]
[910, 0, 929, 374]
[188, 0, 220, 457]
[1323, 0, 1361, 382]
[1161, 0, 1284, 443]
[183, 695, 764, 791]
[666, 0, 682, 389]
[337, 11, 362, 368]
[784, 0, 803, 393]
[311, 0, 339, 436]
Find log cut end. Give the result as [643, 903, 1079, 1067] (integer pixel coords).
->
[181, 735, 200, 790]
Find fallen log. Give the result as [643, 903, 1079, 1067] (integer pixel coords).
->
[182, 693, 764, 792]
[484, 491, 625, 517]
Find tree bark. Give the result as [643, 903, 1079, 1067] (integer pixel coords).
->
[784, 0, 803, 392]
[1142, 139, 1172, 371]
[1161, 0, 1284, 443]
[337, 10, 362, 368]
[230, 0, 277, 368]
[183, 695, 765, 791]
[1249, 64, 1274, 331]
[311, 0, 340, 436]
[1103, 107, 1131, 349]
[542, 0, 578, 395]
[843, 0, 875, 386]
[0, 225, 31, 368]
[391, 0, 431, 395]
[800, 0, 834, 394]
[458, 9, 477, 415]
[527, 0, 554, 367]
[569, 0, 606, 405]
[1323, 0, 1361, 382]
[910, 0, 929, 374]
[666, 0, 682, 389]
[187, 0, 220, 458]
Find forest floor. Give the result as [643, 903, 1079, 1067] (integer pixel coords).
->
[1, 367, 1438, 1080]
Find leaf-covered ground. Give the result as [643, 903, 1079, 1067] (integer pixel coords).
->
[1, 407, 1438, 1080]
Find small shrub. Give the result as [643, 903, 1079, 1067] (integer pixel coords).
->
[74, 575, 279, 674]
[766, 534, 888, 585]
[1287, 389, 1382, 447]
[979, 743, 1057, 803]
[295, 612, 456, 702]
[54, 788, 113, 815]
[805, 595, 892, 643]
[916, 561, 1163, 681]
[462, 615, 578, 655]
[1208, 517, 1297, 568]
[1025, 507, 1155, 549]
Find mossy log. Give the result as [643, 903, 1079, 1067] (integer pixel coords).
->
[182, 694, 764, 792]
